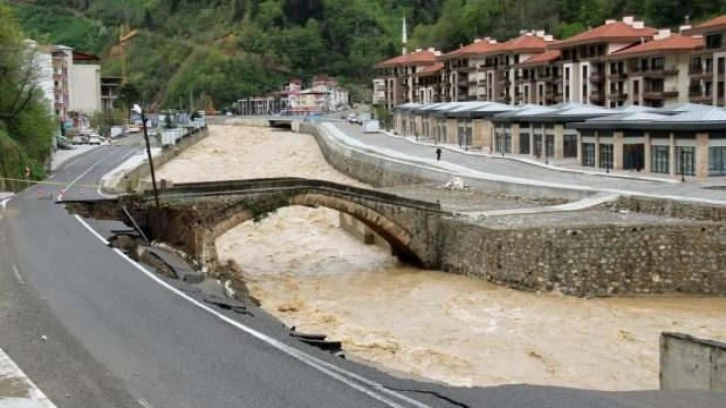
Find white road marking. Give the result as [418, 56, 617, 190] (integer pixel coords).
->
[74, 215, 110, 244]
[12, 264, 25, 285]
[73, 215, 429, 408]
[96, 149, 139, 199]
[137, 398, 154, 408]
[59, 148, 122, 201]
[0, 347, 57, 407]
[1, 197, 11, 209]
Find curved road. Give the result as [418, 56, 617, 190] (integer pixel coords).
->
[1, 144, 725, 407]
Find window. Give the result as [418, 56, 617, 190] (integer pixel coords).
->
[519, 133, 530, 154]
[675, 146, 695, 176]
[564, 134, 578, 158]
[545, 134, 555, 158]
[582, 143, 596, 167]
[709, 146, 726, 176]
[706, 34, 723, 50]
[651, 145, 670, 174]
[599, 143, 613, 170]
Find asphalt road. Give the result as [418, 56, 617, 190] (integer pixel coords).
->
[1, 143, 725, 408]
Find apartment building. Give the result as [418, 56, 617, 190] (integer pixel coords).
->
[438, 38, 499, 102]
[505, 33, 557, 104]
[374, 49, 440, 109]
[415, 62, 443, 104]
[603, 31, 703, 108]
[684, 16, 726, 106]
[515, 50, 562, 105]
[50, 45, 73, 122]
[70, 50, 102, 115]
[549, 17, 658, 106]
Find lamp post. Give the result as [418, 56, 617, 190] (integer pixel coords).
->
[132, 104, 161, 232]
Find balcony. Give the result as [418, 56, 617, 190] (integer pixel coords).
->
[690, 94, 712, 103]
[589, 92, 604, 103]
[457, 79, 469, 88]
[688, 67, 713, 78]
[643, 66, 679, 78]
[607, 92, 628, 101]
[589, 73, 604, 84]
[607, 72, 628, 80]
[468, 80, 478, 86]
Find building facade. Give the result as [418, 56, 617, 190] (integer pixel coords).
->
[69, 50, 102, 115]
[375, 15, 726, 109]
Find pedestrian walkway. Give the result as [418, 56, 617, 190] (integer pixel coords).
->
[0, 348, 56, 407]
[326, 121, 726, 205]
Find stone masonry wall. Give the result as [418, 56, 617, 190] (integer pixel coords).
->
[438, 218, 726, 297]
[602, 195, 726, 223]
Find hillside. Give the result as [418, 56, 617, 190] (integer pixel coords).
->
[8, 0, 726, 109]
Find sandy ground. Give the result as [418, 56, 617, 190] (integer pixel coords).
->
[156, 125, 726, 391]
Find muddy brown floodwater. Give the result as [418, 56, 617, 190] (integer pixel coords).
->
[156, 125, 726, 391]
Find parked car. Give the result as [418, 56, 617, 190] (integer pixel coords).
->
[56, 136, 73, 150]
[88, 135, 102, 145]
[347, 113, 358, 123]
[72, 135, 89, 145]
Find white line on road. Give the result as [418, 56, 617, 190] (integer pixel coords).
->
[74, 215, 110, 244]
[0, 347, 57, 407]
[58, 149, 121, 201]
[74, 215, 429, 408]
[1, 197, 11, 210]
[12, 264, 25, 285]
[137, 398, 154, 408]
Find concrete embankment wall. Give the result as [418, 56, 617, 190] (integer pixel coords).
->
[110, 127, 209, 193]
[299, 123, 591, 201]
[660, 332, 726, 391]
[293, 122, 726, 297]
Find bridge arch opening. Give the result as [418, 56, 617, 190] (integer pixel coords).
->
[209, 193, 425, 267]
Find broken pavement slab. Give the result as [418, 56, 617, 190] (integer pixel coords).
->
[0, 348, 56, 407]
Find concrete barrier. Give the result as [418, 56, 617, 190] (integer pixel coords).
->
[660, 332, 726, 391]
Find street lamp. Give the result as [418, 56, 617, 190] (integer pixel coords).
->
[132, 104, 162, 232]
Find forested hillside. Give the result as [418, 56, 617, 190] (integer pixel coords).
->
[7, 0, 726, 108]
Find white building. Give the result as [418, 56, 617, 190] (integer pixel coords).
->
[69, 50, 102, 115]
[23, 39, 54, 116]
[372, 78, 386, 105]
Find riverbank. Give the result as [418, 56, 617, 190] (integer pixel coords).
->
[150, 124, 726, 391]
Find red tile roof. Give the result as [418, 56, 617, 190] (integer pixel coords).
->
[518, 50, 562, 66]
[607, 34, 703, 58]
[551, 21, 658, 48]
[375, 50, 438, 68]
[417, 62, 444, 76]
[500, 34, 553, 53]
[683, 15, 726, 35]
[441, 40, 502, 59]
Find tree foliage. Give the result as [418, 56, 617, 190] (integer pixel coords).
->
[0, 4, 55, 191]
[9, 0, 726, 110]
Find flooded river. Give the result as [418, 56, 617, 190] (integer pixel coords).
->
[157, 125, 726, 391]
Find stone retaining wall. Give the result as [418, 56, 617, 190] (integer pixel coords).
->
[438, 219, 726, 297]
[602, 195, 726, 223]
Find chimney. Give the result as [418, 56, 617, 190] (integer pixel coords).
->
[474, 38, 482, 43]
[519, 29, 527, 35]
[605, 19, 617, 25]
[434, 50, 442, 57]
[623, 16, 635, 25]
[655, 29, 672, 40]
[544, 34, 554, 42]
[633, 21, 645, 29]
[428, 47, 435, 52]
[536, 30, 545, 37]
[679, 24, 692, 33]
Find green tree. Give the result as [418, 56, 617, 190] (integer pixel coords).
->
[0, 4, 55, 189]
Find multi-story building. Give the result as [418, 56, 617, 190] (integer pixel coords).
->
[372, 78, 386, 105]
[548, 17, 657, 106]
[23, 40, 55, 117]
[101, 76, 123, 111]
[311, 75, 349, 111]
[684, 16, 726, 106]
[375, 49, 441, 109]
[50, 45, 73, 122]
[415, 62, 443, 104]
[69, 50, 102, 115]
[515, 50, 562, 105]
[438, 38, 499, 102]
[504, 32, 557, 104]
[603, 30, 703, 108]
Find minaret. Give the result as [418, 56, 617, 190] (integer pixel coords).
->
[402, 14, 408, 55]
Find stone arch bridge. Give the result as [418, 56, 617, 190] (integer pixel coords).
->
[63, 178, 450, 270]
